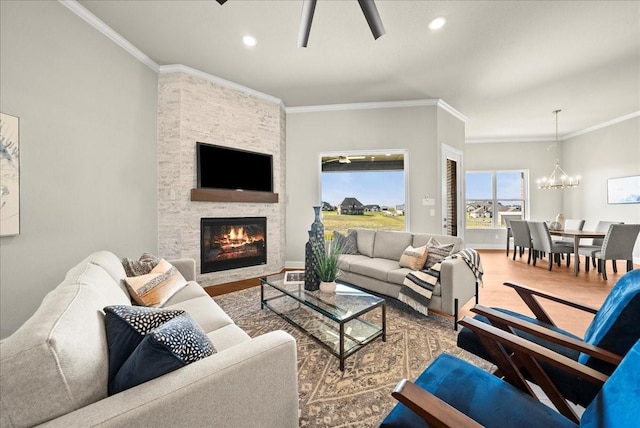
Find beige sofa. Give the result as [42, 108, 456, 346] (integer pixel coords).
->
[337, 229, 479, 329]
[0, 251, 298, 428]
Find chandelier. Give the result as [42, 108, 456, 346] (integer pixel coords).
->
[536, 109, 580, 190]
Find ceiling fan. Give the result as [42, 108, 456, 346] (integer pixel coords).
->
[322, 155, 367, 164]
[215, 0, 386, 48]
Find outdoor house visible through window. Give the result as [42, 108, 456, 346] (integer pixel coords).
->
[320, 151, 406, 234]
[465, 170, 528, 229]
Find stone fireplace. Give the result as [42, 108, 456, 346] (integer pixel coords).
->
[200, 217, 267, 273]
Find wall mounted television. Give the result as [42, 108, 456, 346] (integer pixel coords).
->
[196, 142, 273, 193]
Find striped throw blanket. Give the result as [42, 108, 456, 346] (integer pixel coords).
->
[399, 248, 483, 316]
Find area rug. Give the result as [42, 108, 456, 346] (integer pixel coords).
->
[214, 287, 492, 428]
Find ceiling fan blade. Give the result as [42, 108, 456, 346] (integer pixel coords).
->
[216, 0, 228, 5]
[358, 0, 386, 40]
[297, 0, 317, 48]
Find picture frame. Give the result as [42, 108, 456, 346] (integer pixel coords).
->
[0, 112, 20, 237]
[284, 270, 305, 284]
[607, 175, 640, 204]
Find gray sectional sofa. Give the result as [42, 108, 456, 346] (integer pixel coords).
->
[0, 251, 299, 428]
[337, 229, 479, 328]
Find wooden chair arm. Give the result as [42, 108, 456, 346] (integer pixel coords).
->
[460, 316, 609, 423]
[391, 379, 484, 428]
[503, 281, 599, 326]
[471, 304, 623, 366]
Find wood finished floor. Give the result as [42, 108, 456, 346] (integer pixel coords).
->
[205, 249, 638, 338]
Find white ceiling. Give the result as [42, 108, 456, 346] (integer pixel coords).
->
[77, 0, 640, 140]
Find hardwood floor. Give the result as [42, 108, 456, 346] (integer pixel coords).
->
[205, 249, 637, 337]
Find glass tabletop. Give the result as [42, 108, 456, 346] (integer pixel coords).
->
[261, 272, 384, 322]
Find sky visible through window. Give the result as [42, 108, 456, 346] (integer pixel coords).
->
[466, 171, 524, 199]
[321, 171, 405, 207]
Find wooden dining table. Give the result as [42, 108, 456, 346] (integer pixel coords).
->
[549, 229, 606, 275]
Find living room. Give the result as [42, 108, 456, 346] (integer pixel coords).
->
[1, 1, 639, 425]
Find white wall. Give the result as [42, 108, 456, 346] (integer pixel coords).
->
[0, 1, 158, 338]
[285, 105, 464, 265]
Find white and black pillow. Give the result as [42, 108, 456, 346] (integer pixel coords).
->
[121, 252, 161, 277]
[424, 238, 455, 269]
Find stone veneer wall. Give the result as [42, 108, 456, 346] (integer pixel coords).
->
[157, 72, 286, 286]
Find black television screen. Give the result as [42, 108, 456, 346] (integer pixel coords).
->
[197, 142, 273, 192]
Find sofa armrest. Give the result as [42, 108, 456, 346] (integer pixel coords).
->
[39, 331, 298, 428]
[438, 257, 478, 316]
[169, 258, 197, 282]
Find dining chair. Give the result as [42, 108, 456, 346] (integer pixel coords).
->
[505, 218, 514, 257]
[594, 223, 640, 280]
[528, 221, 574, 270]
[509, 220, 533, 264]
[455, 269, 640, 409]
[553, 218, 585, 243]
[577, 221, 623, 272]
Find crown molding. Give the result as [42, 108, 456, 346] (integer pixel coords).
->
[59, 1, 159, 73]
[158, 65, 283, 106]
[286, 99, 467, 122]
[467, 111, 640, 144]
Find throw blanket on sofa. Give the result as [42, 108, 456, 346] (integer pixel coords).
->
[400, 261, 446, 316]
[399, 248, 484, 316]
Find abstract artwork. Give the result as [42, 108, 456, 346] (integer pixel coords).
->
[0, 112, 20, 236]
[607, 175, 640, 204]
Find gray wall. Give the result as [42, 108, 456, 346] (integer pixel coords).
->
[0, 1, 158, 338]
[464, 116, 640, 262]
[285, 105, 464, 265]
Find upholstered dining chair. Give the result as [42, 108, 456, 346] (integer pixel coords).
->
[577, 221, 623, 273]
[509, 220, 533, 264]
[553, 218, 585, 244]
[455, 269, 640, 409]
[593, 223, 640, 280]
[528, 221, 574, 270]
[381, 323, 640, 428]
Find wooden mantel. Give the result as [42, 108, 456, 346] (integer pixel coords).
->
[190, 188, 279, 203]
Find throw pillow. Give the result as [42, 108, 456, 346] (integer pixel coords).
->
[333, 230, 358, 254]
[103, 305, 185, 393]
[110, 313, 215, 395]
[399, 245, 429, 270]
[122, 252, 161, 277]
[125, 259, 188, 307]
[424, 238, 455, 269]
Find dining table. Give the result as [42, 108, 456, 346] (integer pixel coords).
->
[548, 229, 606, 275]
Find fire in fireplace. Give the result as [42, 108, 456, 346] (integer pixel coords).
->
[201, 217, 267, 273]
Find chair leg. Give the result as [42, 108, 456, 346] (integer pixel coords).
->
[613, 260, 618, 273]
[513, 246, 517, 260]
[585, 256, 590, 272]
[548, 255, 553, 270]
[566, 254, 571, 267]
[592, 256, 596, 268]
[628, 260, 634, 272]
[602, 261, 608, 280]
[527, 249, 531, 264]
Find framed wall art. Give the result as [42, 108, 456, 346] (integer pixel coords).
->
[0, 112, 20, 236]
[607, 175, 640, 204]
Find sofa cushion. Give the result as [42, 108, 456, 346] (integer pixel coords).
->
[399, 245, 428, 270]
[110, 313, 215, 395]
[164, 295, 235, 333]
[349, 257, 401, 282]
[413, 234, 464, 254]
[424, 238, 455, 269]
[162, 281, 210, 305]
[333, 230, 359, 254]
[373, 231, 414, 260]
[351, 228, 377, 257]
[125, 259, 188, 307]
[121, 252, 161, 277]
[103, 305, 186, 393]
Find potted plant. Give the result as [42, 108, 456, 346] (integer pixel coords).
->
[313, 239, 343, 293]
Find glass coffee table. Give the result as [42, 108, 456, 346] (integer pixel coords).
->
[260, 273, 386, 371]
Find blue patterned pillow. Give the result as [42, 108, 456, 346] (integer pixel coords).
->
[110, 313, 215, 395]
[104, 305, 185, 394]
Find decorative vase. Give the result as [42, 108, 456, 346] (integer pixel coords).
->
[304, 231, 321, 291]
[319, 281, 337, 293]
[310, 205, 324, 242]
[555, 213, 565, 230]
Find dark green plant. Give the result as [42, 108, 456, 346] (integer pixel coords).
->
[313, 239, 344, 282]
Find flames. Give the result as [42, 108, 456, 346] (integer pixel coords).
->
[218, 226, 263, 248]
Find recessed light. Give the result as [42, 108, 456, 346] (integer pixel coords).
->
[243, 35, 257, 47]
[429, 17, 446, 31]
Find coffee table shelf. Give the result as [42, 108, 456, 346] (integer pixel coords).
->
[261, 273, 386, 371]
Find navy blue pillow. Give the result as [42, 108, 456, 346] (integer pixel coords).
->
[110, 313, 215, 395]
[104, 305, 185, 394]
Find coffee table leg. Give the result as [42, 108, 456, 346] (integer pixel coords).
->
[339, 323, 345, 371]
[382, 302, 386, 342]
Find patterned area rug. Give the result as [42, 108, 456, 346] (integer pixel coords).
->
[214, 287, 492, 428]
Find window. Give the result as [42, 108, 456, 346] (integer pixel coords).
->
[465, 170, 528, 229]
[320, 151, 407, 234]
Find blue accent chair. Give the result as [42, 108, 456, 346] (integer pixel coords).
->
[381, 320, 640, 427]
[456, 269, 640, 407]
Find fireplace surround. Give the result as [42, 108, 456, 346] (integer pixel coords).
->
[201, 217, 267, 273]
